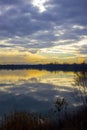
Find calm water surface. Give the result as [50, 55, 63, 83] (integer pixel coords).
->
[0, 69, 86, 117]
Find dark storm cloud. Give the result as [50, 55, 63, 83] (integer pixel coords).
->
[0, 0, 87, 53]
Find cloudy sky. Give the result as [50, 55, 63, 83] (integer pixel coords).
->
[0, 0, 87, 64]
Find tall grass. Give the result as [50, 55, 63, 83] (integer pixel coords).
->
[0, 108, 87, 130]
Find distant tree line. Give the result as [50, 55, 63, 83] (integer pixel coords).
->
[0, 63, 87, 71]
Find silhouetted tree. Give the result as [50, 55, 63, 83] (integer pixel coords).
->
[54, 98, 68, 112]
[73, 71, 87, 106]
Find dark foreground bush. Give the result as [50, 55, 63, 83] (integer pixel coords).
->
[61, 108, 87, 130]
[0, 112, 56, 130]
[0, 108, 87, 130]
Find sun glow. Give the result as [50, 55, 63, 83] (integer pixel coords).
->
[32, 0, 47, 12]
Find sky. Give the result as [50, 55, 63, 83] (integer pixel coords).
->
[0, 0, 87, 64]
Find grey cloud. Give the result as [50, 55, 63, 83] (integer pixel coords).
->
[27, 49, 38, 54]
[0, 8, 51, 39]
[8, 38, 53, 49]
[79, 45, 87, 55]
[0, 45, 12, 48]
[42, 0, 87, 23]
[0, 0, 22, 5]
[0, 0, 87, 51]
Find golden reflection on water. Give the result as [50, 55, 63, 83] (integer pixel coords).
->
[0, 69, 48, 83]
[0, 69, 74, 87]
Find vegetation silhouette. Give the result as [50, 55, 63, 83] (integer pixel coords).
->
[0, 108, 87, 130]
[73, 71, 87, 106]
[54, 97, 68, 112]
[0, 63, 87, 71]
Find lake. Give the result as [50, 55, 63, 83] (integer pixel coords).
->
[0, 69, 86, 118]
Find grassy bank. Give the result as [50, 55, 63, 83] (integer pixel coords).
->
[0, 108, 87, 130]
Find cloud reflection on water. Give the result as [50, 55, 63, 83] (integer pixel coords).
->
[0, 69, 84, 117]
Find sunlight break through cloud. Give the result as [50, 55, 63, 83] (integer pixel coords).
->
[32, 0, 47, 12]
